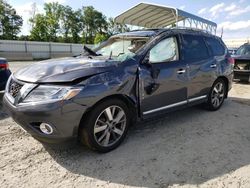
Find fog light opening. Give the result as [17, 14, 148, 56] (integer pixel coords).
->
[40, 123, 53, 135]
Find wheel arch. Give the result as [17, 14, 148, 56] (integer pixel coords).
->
[78, 94, 138, 131]
[216, 76, 229, 98]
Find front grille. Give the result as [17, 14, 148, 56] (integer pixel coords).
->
[8, 79, 23, 98]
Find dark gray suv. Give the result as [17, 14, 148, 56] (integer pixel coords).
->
[3, 29, 233, 152]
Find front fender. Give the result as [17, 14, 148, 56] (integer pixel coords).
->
[72, 65, 139, 111]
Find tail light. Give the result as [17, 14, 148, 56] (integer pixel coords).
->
[0, 63, 9, 70]
[227, 57, 235, 65]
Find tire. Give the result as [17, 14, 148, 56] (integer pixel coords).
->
[79, 99, 131, 153]
[205, 79, 227, 111]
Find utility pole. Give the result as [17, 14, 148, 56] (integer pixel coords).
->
[10, 10, 16, 40]
[220, 27, 224, 38]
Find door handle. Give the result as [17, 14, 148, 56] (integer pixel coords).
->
[210, 64, 217, 68]
[177, 69, 186, 74]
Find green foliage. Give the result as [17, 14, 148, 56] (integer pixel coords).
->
[44, 2, 63, 41]
[1, 1, 130, 43]
[29, 14, 49, 41]
[81, 6, 107, 44]
[0, 0, 23, 40]
[61, 6, 82, 43]
[94, 33, 108, 44]
[107, 17, 130, 36]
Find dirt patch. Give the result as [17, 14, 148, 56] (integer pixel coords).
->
[1, 62, 250, 188]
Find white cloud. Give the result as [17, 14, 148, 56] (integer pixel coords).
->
[199, 2, 250, 20]
[198, 8, 207, 15]
[179, 5, 185, 10]
[44, 0, 66, 4]
[218, 20, 250, 31]
[228, 5, 250, 16]
[209, 3, 225, 18]
[225, 3, 237, 12]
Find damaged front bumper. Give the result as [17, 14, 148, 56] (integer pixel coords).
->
[3, 94, 87, 144]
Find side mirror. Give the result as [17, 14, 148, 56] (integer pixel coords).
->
[142, 54, 150, 65]
[142, 54, 159, 79]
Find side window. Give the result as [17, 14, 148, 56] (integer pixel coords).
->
[205, 37, 225, 56]
[182, 35, 209, 61]
[149, 37, 178, 63]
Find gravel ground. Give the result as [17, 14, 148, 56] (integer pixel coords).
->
[1, 61, 250, 188]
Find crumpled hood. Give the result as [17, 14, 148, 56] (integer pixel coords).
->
[14, 57, 119, 83]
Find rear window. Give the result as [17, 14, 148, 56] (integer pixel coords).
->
[182, 35, 209, 61]
[236, 45, 250, 55]
[205, 37, 225, 56]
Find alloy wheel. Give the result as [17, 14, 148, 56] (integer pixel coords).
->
[211, 82, 225, 108]
[94, 105, 127, 147]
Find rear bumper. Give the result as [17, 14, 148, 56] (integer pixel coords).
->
[233, 70, 250, 81]
[0, 70, 11, 90]
[0, 82, 6, 91]
[3, 94, 87, 144]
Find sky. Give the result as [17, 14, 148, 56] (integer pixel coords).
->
[6, 0, 250, 39]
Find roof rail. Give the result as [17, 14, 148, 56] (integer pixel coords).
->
[115, 2, 217, 35]
[171, 27, 213, 34]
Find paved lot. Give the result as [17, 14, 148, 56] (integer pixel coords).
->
[1, 61, 250, 188]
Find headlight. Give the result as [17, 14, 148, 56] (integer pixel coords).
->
[23, 85, 81, 103]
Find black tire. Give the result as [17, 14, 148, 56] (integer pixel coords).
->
[206, 79, 227, 111]
[79, 99, 131, 153]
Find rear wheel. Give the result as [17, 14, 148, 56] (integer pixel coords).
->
[206, 79, 227, 111]
[79, 99, 130, 152]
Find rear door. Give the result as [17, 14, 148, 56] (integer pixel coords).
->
[139, 35, 188, 117]
[181, 34, 216, 102]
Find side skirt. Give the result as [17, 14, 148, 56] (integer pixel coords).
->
[141, 95, 207, 120]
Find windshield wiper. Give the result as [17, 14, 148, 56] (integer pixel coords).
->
[108, 51, 113, 60]
[83, 45, 99, 56]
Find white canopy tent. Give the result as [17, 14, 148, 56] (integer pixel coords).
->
[115, 2, 217, 34]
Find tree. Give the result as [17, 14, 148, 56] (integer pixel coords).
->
[107, 17, 130, 36]
[61, 6, 73, 42]
[0, 0, 23, 40]
[71, 10, 83, 43]
[44, 2, 63, 41]
[29, 14, 49, 41]
[81, 6, 107, 44]
[94, 33, 108, 44]
[1, 1, 130, 43]
[61, 6, 82, 43]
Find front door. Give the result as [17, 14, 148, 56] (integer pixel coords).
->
[139, 36, 188, 117]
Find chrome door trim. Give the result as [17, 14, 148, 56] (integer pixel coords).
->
[142, 95, 207, 115]
[188, 95, 207, 103]
[143, 100, 187, 115]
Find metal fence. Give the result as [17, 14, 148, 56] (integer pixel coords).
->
[0, 40, 93, 61]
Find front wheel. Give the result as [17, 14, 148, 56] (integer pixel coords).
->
[206, 79, 227, 111]
[79, 99, 130, 153]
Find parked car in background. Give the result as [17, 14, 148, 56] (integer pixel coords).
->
[3, 29, 233, 152]
[0, 58, 11, 91]
[228, 48, 237, 55]
[232, 43, 250, 82]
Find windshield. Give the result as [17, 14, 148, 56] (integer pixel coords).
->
[236, 45, 250, 55]
[94, 37, 149, 61]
